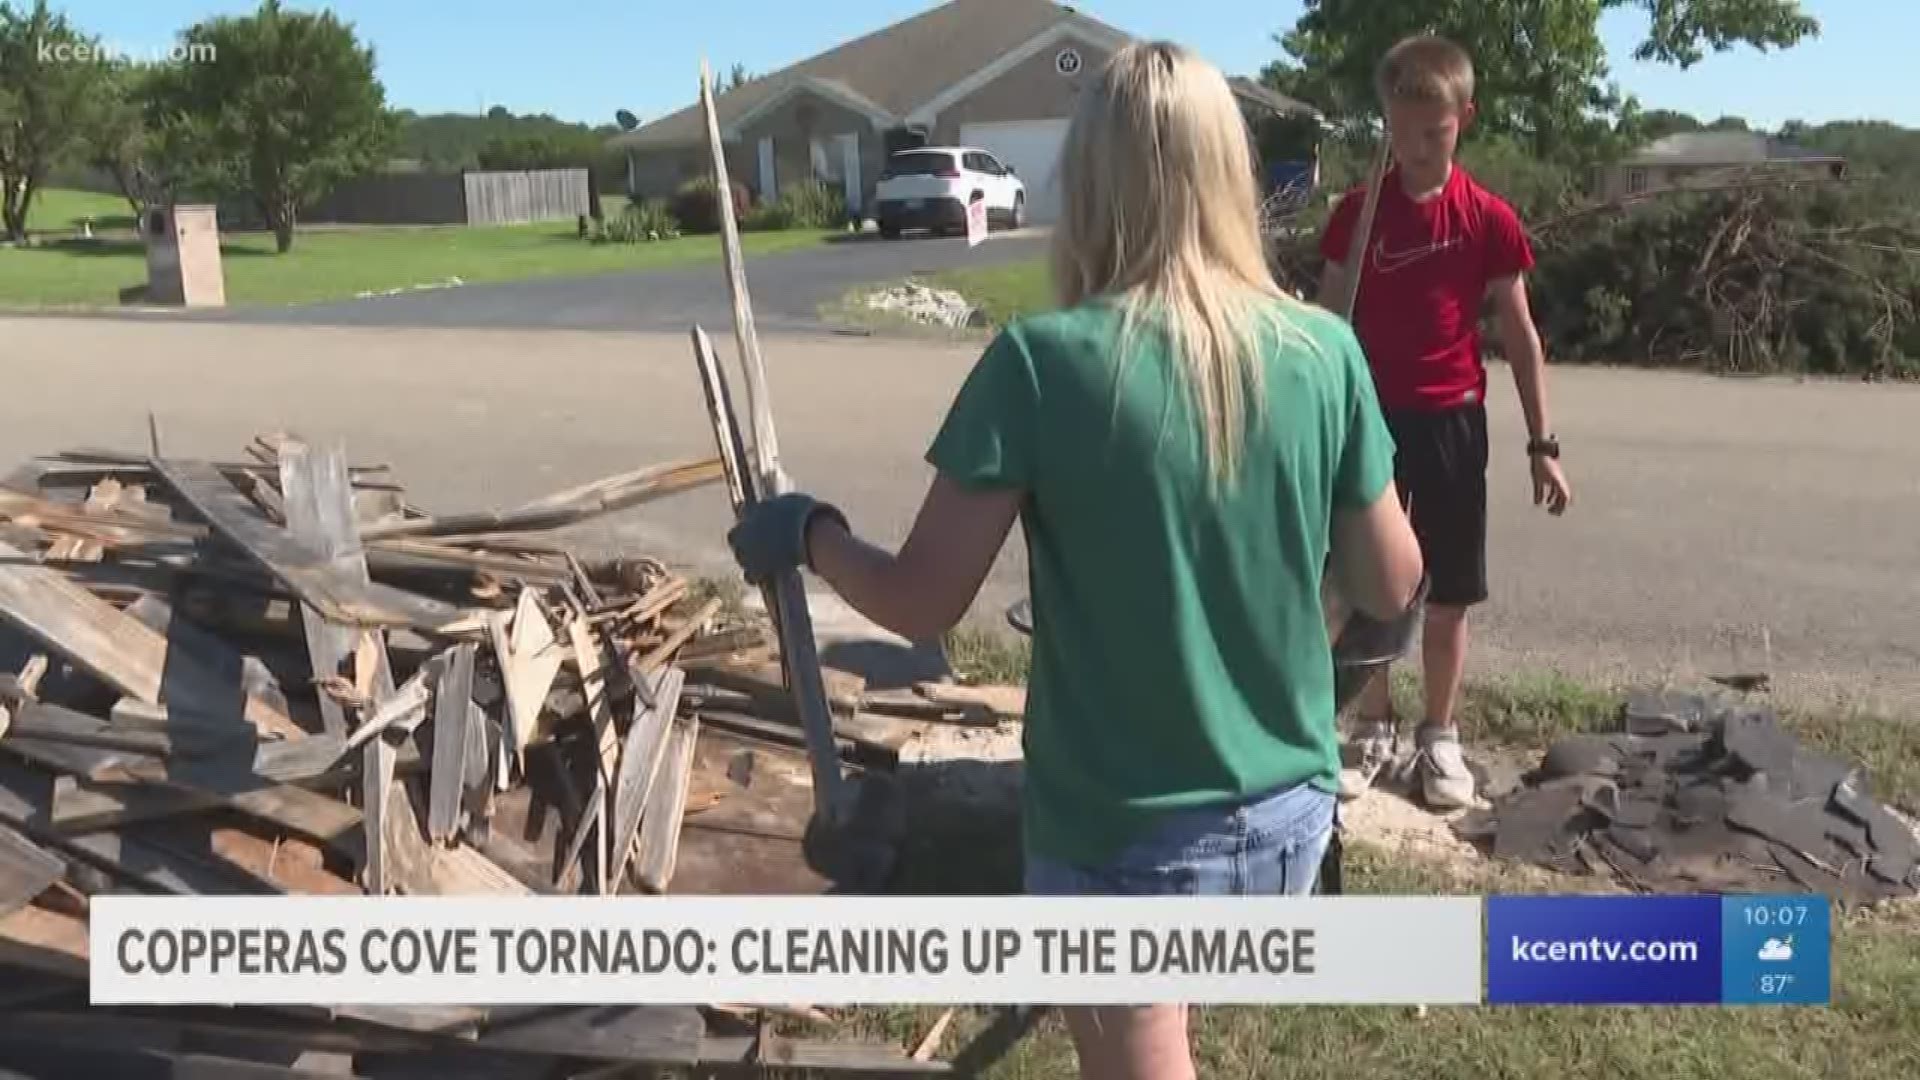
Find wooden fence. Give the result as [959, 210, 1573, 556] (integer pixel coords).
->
[300, 168, 591, 227]
[462, 168, 591, 226]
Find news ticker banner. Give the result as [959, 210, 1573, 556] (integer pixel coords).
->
[88, 893, 1828, 1007]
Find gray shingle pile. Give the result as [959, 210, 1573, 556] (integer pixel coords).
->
[1456, 690, 1919, 906]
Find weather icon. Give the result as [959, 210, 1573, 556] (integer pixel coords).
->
[1758, 937, 1795, 962]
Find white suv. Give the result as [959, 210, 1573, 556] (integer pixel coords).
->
[873, 147, 1027, 239]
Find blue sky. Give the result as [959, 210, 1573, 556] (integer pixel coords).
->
[58, 0, 1908, 129]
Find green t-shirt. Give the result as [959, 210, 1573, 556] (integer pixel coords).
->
[926, 296, 1396, 867]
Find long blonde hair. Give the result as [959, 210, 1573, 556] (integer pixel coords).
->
[1051, 41, 1311, 485]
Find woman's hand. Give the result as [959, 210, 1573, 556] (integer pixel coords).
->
[726, 492, 847, 583]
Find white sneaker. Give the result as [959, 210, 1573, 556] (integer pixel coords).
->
[1338, 717, 1398, 801]
[1411, 724, 1476, 810]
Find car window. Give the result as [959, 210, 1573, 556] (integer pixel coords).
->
[979, 153, 1006, 175]
[887, 151, 957, 176]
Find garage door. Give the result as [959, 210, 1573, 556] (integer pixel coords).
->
[960, 119, 1071, 224]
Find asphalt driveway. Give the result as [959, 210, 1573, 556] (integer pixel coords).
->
[180, 229, 1048, 334]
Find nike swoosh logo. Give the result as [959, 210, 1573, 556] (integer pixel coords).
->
[1372, 237, 1463, 273]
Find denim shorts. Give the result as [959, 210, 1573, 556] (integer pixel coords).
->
[1025, 780, 1336, 897]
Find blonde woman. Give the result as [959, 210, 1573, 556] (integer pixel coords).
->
[729, 41, 1423, 1079]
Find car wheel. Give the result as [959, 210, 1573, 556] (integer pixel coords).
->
[880, 223, 902, 240]
[1011, 194, 1026, 231]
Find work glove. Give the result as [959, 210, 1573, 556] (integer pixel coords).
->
[727, 492, 848, 585]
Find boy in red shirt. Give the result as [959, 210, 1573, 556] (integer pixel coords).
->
[1319, 35, 1572, 809]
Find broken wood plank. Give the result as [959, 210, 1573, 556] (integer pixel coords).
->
[633, 715, 699, 894]
[122, 595, 291, 719]
[207, 827, 360, 896]
[427, 643, 477, 844]
[697, 1035, 950, 1074]
[0, 539, 306, 741]
[365, 538, 572, 584]
[0, 824, 63, 917]
[0, 904, 87, 978]
[278, 440, 370, 738]
[639, 598, 722, 672]
[155, 457, 468, 631]
[912, 1008, 956, 1063]
[914, 682, 1027, 721]
[607, 666, 685, 892]
[49, 779, 223, 834]
[565, 615, 618, 893]
[381, 779, 530, 896]
[358, 457, 725, 541]
[473, 1005, 704, 1066]
[491, 590, 564, 752]
[342, 660, 436, 752]
[675, 625, 771, 664]
[683, 658, 865, 715]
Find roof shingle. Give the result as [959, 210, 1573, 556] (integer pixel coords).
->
[611, 0, 1119, 149]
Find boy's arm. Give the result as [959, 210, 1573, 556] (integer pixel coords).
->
[1489, 273, 1572, 514]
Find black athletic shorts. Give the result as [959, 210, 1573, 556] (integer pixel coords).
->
[1385, 404, 1489, 607]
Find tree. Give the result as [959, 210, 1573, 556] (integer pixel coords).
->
[727, 63, 753, 92]
[1263, 0, 1817, 166]
[0, 1, 112, 241]
[1632, 107, 1704, 141]
[81, 61, 169, 223]
[146, 0, 396, 252]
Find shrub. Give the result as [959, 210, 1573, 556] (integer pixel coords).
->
[671, 176, 753, 234]
[595, 200, 680, 243]
[774, 180, 847, 230]
[1527, 180, 1919, 377]
[742, 202, 794, 232]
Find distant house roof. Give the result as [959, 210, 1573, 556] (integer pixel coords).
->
[1624, 131, 1843, 167]
[611, 0, 1127, 150]
[1227, 77, 1322, 121]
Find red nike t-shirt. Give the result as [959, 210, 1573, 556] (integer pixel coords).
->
[1319, 165, 1534, 413]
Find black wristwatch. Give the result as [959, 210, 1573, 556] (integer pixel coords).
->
[1527, 436, 1561, 459]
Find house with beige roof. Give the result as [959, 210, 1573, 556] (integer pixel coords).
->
[609, 0, 1316, 224]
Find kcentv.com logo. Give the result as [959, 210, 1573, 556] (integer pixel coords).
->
[36, 38, 217, 65]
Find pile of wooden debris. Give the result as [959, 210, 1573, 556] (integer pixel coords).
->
[0, 436, 1019, 1077]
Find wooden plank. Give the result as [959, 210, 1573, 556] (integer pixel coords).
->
[491, 591, 563, 752]
[0, 824, 63, 917]
[0, 539, 307, 741]
[633, 715, 699, 894]
[638, 598, 722, 672]
[50, 779, 222, 834]
[359, 457, 724, 540]
[913, 682, 1026, 721]
[122, 596, 290, 719]
[207, 827, 360, 896]
[342, 661, 435, 752]
[382, 779, 530, 896]
[0, 761, 265, 896]
[694, 65, 848, 825]
[683, 658, 865, 714]
[154, 457, 467, 631]
[427, 643, 477, 843]
[278, 440, 366, 737]
[608, 666, 685, 892]
[473, 1005, 704, 1066]
[697, 1035, 951, 1074]
[0, 904, 88, 978]
[912, 1008, 956, 1062]
[565, 616, 618, 893]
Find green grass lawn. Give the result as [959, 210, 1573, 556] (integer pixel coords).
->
[24, 187, 137, 235]
[2, 190, 832, 308]
[928, 257, 1052, 326]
